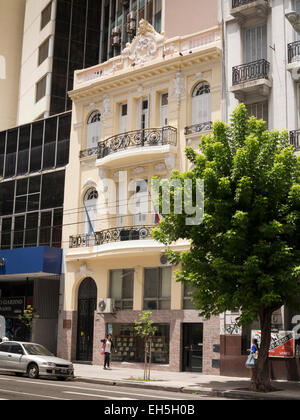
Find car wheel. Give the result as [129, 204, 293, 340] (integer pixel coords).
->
[27, 363, 39, 379]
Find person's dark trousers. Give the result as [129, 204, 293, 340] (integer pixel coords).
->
[104, 352, 111, 368]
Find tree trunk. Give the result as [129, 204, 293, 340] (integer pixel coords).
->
[250, 307, 274, 393]
[148, 339, 152, 381]
[144, 341, 148, 381]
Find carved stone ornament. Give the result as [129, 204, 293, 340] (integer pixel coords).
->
[76, 263, 93, 279]
[171, 72, 186, 108]
[121, 19, 165, 67]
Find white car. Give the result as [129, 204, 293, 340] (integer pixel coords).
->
[0, 341, 74, 380]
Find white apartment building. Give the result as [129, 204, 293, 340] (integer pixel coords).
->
[221, 0, 300, 154]
[220, 0, 300, 379]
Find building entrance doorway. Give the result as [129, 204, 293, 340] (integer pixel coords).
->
[76, 277, 97, 362]
[182, 323, 203, 372]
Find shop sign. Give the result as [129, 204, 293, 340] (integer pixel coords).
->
[252, 330, 295, 358]
[0, 297, 25, 317]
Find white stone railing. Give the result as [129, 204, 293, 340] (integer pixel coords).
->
[74, 27, 221, 89]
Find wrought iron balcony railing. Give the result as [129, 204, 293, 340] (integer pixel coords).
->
[98, 126, 177, 159]
[80, 146, 99, 159]
[232, 0, 266, 7]
[69, 225, 155, 248]
[288, 41, 300, 64]
[290, 130, 300, 151]
[232, 59, 270, 86]
[184, 121, 212, 136]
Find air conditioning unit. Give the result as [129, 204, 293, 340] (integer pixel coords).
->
[111, 26, 121, 47]
[127, 11, 136, 34]
[97, 298, 115, 314]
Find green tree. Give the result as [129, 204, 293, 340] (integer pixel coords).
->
[152, 104, 300, 392]
[18, 305, 39, 336]
[134, 311, 157, 381]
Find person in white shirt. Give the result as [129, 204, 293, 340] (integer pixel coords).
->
[101, 334, 115, 370]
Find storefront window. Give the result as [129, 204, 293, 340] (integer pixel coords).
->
[111, 323, 170, 364]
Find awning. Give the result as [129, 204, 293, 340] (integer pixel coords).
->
[0, 247, 62, 280]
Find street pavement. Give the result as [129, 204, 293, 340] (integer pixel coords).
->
[73, 364, 300, 400]
[0, 374, 231, 400]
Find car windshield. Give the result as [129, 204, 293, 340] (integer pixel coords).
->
[23, 344, 54, 356]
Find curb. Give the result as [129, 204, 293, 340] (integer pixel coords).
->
[73, 376, 300, 400]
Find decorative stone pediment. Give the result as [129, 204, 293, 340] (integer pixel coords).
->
[121, 19, 165, 67]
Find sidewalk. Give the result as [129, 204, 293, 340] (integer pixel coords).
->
[73, 363, 300, 400]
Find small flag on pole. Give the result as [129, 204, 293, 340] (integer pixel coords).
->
[155, 212, 160, 224]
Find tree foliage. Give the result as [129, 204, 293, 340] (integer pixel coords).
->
[152, 104, 300, 390]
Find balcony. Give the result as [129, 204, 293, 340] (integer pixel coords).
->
[231, 59, 272, 102]
[184, 121, 212, 136]
[69, 226, 155, 248]
[287, 41, 300, 78]
[230, 0, 269, 20]
[96, 126, 177, 168]
[290, 130, 300, 152]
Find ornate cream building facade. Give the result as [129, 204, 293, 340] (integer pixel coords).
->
[58, 20, 222, 374]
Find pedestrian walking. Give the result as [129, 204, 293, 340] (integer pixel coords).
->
[246, 338, 259, 378]
[101, 334, 116, 370]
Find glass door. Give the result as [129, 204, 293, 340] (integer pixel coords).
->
[182, 323, 203, 372]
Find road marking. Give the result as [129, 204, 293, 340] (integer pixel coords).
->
[0, 388, 70, 400]
[0, 376, 184, 400]
[63, 391, 136, 400]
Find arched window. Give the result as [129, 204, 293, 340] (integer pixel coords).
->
[87, 111, 101, 149]
[192, 82, 211, 126]
[84, 188, 98, 235]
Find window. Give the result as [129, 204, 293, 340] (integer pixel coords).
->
[144, 267, 172, 310]
[41, 2, 52, 30]
[43, 117, 57, 169]
[295, 1, 300, 41]
[5, 129, 17, 178]
[133, 179, 148, 225]
[183, 284, 195, 309]
[17, 126, 30, 175]
[0, 343, 11, 353]
[9, 343, 24, 355]
[160, 93, 168, 127]
[110, 269, 134, 310]
[84, 188, 98, 234]
[119, 104, 127, 133]
[244, 24, 267, 63]
[0, 131, 6, 178]
[38, 37, 50, 66]
[138, 99, 149, 130]
[41, 171, 65, 209]
[192, 82, 211, 126]
[87, 111, 101, 149]
[36, 75, 48, 103]
[111, 323, 170, 364]
[246, 102, 268, 127]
